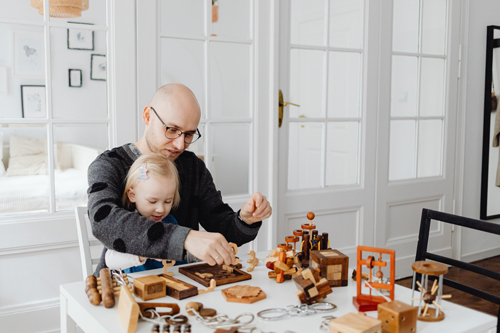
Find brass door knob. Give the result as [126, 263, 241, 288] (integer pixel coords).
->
[279, 89, 300, 128]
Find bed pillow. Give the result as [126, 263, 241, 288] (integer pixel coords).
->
[9, 134, 46, 158]
[6, 154, 47, 176]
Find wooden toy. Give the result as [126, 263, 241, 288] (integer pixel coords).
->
[378, 300, 417, 333]
[157, 273, 198, 300]
[99, 268, 116, 308]
[294, 267, 332, 304]
[411, 261, 451, 322]
[186, 301, 204, 315]
[198, 278, 217, 294]
[330, 312, 382, 333]
[221, 285, 267, 304]
[138, 302, 180, 318]
[214, 328, 240, 333]
[85, 273, 133, 306]
[179, 263, 251, 287]
[246, 250, 259, 272]
[133, 275, 167, 301]
[310, 249, 349, 287]
[199, 307, 217, 317]
[353, 246, 395, 312]
[162, 259, 175, 276]
[117, 285, 140, 333]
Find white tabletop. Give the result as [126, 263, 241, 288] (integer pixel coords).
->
[60, 253, 497, 333]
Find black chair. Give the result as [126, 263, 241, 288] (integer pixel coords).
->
[416, 208, 500, 331]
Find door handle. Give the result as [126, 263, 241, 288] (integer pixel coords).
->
[279, 89, 300, 128]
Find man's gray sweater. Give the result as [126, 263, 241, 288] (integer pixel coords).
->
[87, 144, 262, 275]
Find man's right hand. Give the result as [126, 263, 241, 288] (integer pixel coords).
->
[184, 230, 236, 266]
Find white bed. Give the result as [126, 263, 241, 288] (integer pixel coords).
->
[0, 143, 100, 214]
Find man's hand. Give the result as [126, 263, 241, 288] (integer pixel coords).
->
[239, 192, 272, 224]
[184, 230, 236, 266]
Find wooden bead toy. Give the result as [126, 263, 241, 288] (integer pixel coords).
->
[378, 300, 417, 333]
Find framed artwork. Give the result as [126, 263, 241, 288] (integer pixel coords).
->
[67, 22, 94, 50]
[90, 54, 106, 81]
[21, 85, 46, 118]
[13, 31, 45, 77]
[69, 69, 82, 87]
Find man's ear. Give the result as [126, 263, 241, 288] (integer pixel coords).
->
[127, 188, 136, 203]
[142, 106, 151, 125]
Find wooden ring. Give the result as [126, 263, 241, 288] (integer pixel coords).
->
[278, 243, 288, 250]
[293, 229, 303, 237]
[366, 256, 374, 268]
[166, 315, 188, 325]
[301, 223, 316, 230]
[285, 236, 297, 243]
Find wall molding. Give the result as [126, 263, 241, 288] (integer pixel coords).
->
[461, 246, 500, 263]
[0, 240, 78, 256]
[0, 298, 59, 316]
[0, 298, 60, 333]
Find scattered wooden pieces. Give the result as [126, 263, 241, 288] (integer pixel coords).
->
[199, 308, 217, 317]
[198, 279, 216, 295]
[162, 259, 176, 276]
[186, 302, 204, 315]
[221, 285, 267, 304]
[246, 250, 259, 272]
[157, 274, 198, 300]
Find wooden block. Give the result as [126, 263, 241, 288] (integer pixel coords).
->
[274, 261, 290, 272]
[301, 268, 316, 283]
[312, 267, 321, 282]
[330, 313, 382, 333]
[117, 285, 139, 333]
[293, 275, 315, 293]
[221, 285, 267, 304]
[377, 300, 417, 333]
[311, 249, 349, 287]
[308, 286, 319, 298]
[133, 275, 166, 301]
[157, 274, 198, 300]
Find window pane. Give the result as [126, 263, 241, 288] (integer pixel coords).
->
[327, 52, 361, 118]
[211, 0, 251, 40]
[211, 123, 249, 196]
[0, 24, 46, 119]
[391, 55, 418, 117]
[329, 0, 363, 49]
[421, 0, 446, 55]
[289, 49, 324, 118]
[210, 42, 250, 119]
[0, 1, 43, 22]
[389, 120, 416, 180]
[185, 123, 205, 161]
[161, 38, 205, 119]
[420, 58, 445, 116]
[417, 119, 442, 177]
[51, 28, 107, 119]
[392, 0, 419, 53]
[288, 122, 322, 190]
[326, 122, 359, 186]
[53, 124, 107, 211]
[161, 0, 205, 37]
[49, 0, 107, 26]
[0, 125, 49, 215]
[291, 0, 325, 47]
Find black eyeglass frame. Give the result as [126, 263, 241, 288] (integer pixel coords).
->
[150, 106, 202, 144]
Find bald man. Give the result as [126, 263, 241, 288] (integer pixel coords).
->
[88, 83, 272, 274]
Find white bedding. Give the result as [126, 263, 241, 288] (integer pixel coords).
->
[0, 168, 88, 214]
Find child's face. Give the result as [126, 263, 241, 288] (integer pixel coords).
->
[127, 174, 176, 222]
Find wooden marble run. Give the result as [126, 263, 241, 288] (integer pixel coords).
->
[352, 246, 395, 312]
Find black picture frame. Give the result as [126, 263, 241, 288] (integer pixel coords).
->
[20, 85, 46, 118]
[67, 22, 94, 51]
[68, 69, 82, 87]
[90, 54, 106, 81]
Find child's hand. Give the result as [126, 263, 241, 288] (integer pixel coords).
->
[184, 230, 236, 266]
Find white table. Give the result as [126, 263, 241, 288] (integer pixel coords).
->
[60, 253, 497, 333]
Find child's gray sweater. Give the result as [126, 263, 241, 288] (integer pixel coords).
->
[88, 144, 262, 275]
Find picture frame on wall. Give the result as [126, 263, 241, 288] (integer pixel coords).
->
[13, 30, 45, 77]
[67, 22, 94, 50]
[90, 54, 106, 81]
[21, 85, 46, 118]
[68, 69, 82, 87]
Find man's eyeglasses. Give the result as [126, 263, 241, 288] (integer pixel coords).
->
[150, 106, 201, 144]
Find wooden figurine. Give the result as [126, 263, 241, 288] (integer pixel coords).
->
[246, 250, 259, 272]
[157, 274, 198, 300]
[221, 285, 266, 304]
[353, 246, 395, 312]
[330, 312, 382, 333]
[310, 249, 349, 287]
[198, 278, 217, 294]
[294, 267, 332, 304]
[162, 259, 176, 276]
[410, 261, 451, 322]
[133, 275, 167, 301]
[378, 300, 417, 333]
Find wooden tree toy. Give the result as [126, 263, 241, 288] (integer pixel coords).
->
[294, 267, 332, 304]
[353, 246, 395, 312]
[162, 259, 176, 276]
[410, 261, 451, 322]
[330, 312, 382, 333]
[246, 250, 259, 272]
[310, 249, 349, 287]
[378, 300, 417, 333]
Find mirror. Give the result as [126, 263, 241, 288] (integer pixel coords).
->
[480, 26, 500, 219]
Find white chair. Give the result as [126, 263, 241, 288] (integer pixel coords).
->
[75, 206, 103, 280]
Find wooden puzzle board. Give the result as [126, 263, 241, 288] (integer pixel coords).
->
[179, 263, 252, 287]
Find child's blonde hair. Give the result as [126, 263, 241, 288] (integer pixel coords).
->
[122, 153, 180, 210]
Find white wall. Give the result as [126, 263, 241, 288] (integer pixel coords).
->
[461, 0, 500, 261]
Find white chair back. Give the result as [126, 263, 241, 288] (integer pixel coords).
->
[75, 206, 103, 280]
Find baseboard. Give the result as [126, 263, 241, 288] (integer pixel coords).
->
[0, 298, 60, 333]
[461, 246, 500, 263]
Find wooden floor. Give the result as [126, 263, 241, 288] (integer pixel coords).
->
[395, 255, 500, 317]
